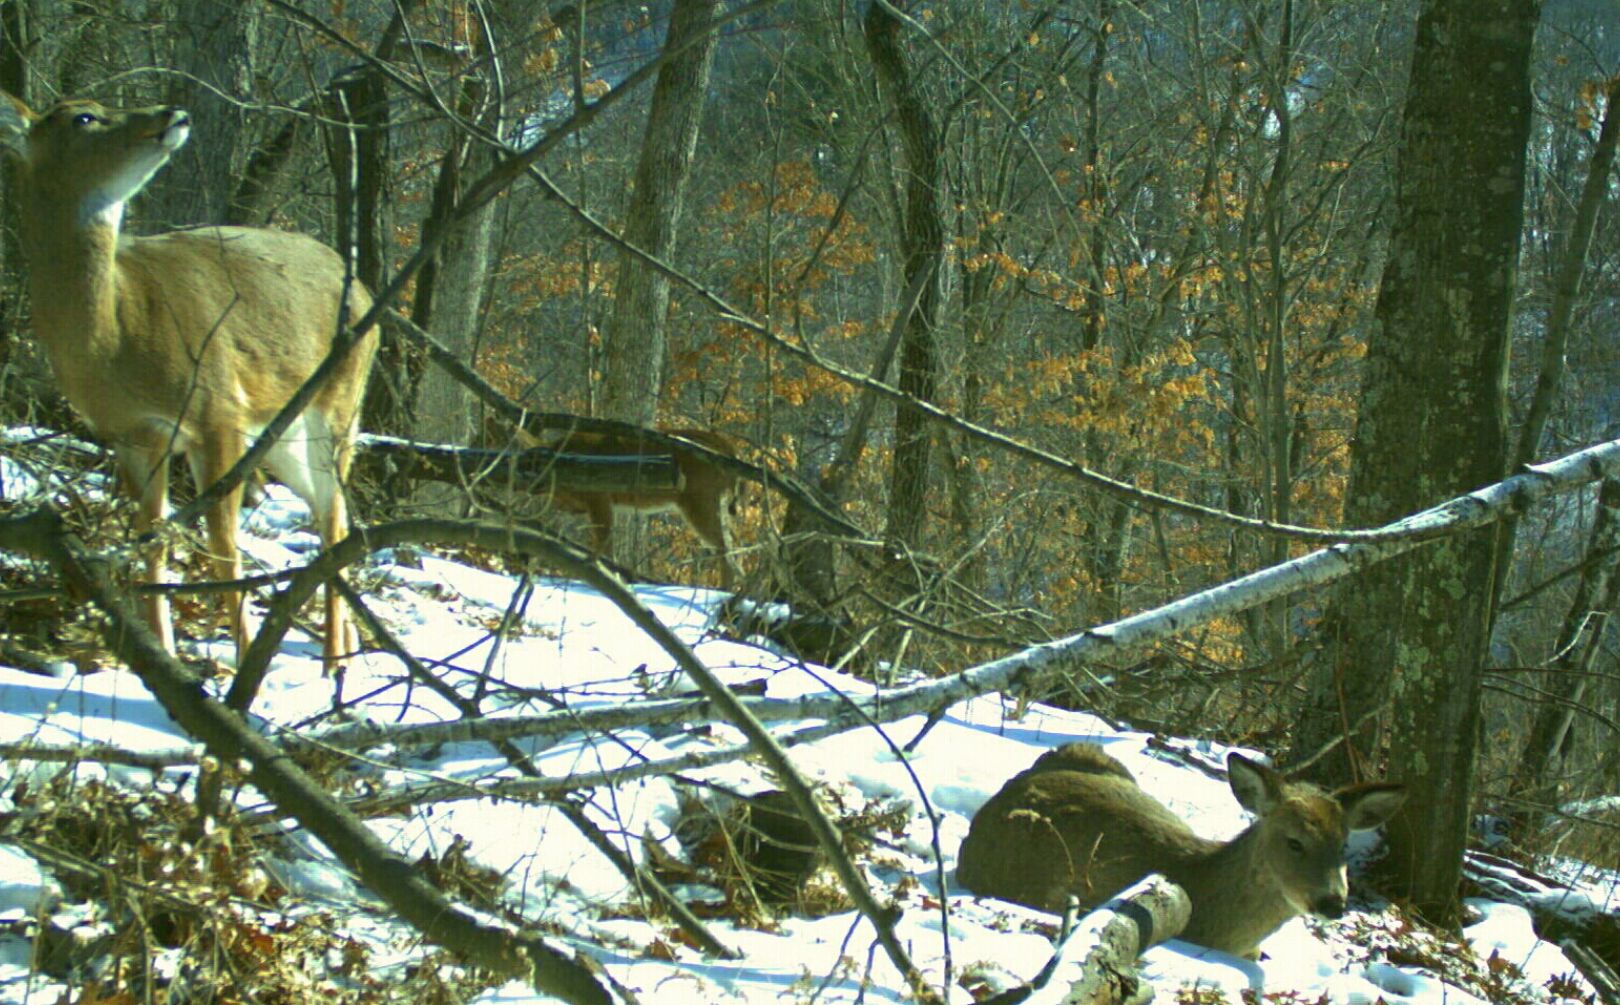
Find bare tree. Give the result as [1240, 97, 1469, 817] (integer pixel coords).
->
[1290, 0, 1539, 922]
[599, 0, 724, 424]
[410, 48, 503, 477]
[864, 0, 944, 548]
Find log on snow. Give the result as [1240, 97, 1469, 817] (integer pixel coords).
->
[983, 874, 1191, 1005]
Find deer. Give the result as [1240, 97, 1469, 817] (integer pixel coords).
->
[494, 422, 744, 589]
[956, 742, 1406, 958]
[0, 93, 378, 669]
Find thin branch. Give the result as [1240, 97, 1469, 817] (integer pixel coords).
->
[521, 160, 1581, 548]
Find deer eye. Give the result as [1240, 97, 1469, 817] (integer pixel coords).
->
[1286, 837, 1306, 854]
[71, 112, 101, 127]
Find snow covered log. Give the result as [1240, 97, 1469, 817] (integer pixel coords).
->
[983, 875, 1192, 1005]
[1464, 850, 1620, 992]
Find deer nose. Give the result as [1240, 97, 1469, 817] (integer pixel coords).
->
[1312, 893, 1347, 918]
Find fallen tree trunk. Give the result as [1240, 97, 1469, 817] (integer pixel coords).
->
[982, 875, 1191, 1005]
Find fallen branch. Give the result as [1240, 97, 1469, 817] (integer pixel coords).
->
[0, 509, 619, 1005]
[355, 432, 682, 493]
[1565, 943, 1619, 1005]
[982, 875, 1191, 1005]
[1463, 849, 1620, 980]
[271, 718, 878, 819]
[0, 740, 194, 771]
[299, 437, 1620, 773]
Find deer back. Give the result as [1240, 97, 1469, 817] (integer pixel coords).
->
[957, 744, 1216, 915]
[541, 426, 741, 516]
[73, 227, 371, 446]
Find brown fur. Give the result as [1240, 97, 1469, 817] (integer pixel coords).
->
[506, 425, 743, 589]
[957, 743, 1405, 956]
[0, 95, 377, 667]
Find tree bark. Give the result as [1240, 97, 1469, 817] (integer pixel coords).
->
[226, 116, 303, 227]
[865, 1, 944, 549]
[144, 0, 256, 228]
[409, 67, 501, 505]
[1290, 0, 1538, 924]
[598, 0, 723, 424]
[1509, 477, 1620, 814]
[326, 67, 398, 432]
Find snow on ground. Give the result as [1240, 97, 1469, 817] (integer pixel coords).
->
[0, 478, 1611, 1004]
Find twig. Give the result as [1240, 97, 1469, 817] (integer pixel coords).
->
[333, 565, 738, 961]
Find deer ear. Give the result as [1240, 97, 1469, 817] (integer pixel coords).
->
[1337, 782, 1406, 831]
[0, 93, 35, 157]
[1227, 752, 1285, 813]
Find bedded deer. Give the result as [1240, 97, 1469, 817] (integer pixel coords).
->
[498, 424, 744, 589]
[956, 743, 1405, 957]
[0, 94, 377, 668]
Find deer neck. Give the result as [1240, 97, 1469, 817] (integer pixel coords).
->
[1174, 825, 1295, 955]
[19, 192, 125, 366]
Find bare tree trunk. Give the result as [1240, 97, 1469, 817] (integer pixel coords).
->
[1255, 0, 1297, 660]
[410, 65, 501, 483]
[864, 0, 944, 549]
[599, 0, 723, 424]
[226, 116, 305, 227]
[327, 67, 398, 433]
[1510, 477, 1620, 814]
[1292, 0, 1537, 924]
[144, 0, 257, 228]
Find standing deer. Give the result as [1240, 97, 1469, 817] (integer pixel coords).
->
[956, 743, 1405, 957]
[0, 94, 378, 668]
[497, 423, 744, 589]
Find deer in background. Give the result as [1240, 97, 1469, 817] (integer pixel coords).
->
[956, 742, 1405, 957]
[0, 94, 378, 668]
[495, 423, 744, 590]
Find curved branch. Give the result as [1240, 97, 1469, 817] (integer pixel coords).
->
[0, 509, 617, 1005]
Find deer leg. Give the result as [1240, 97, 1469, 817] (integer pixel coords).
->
[265, 415, 355, 672]
[680, 492, 738, 591]
[315, 483, 355, 670]
[122, 448, 176, 653]
[584, 499, 616, 559]
[191, 436, 248, 661]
